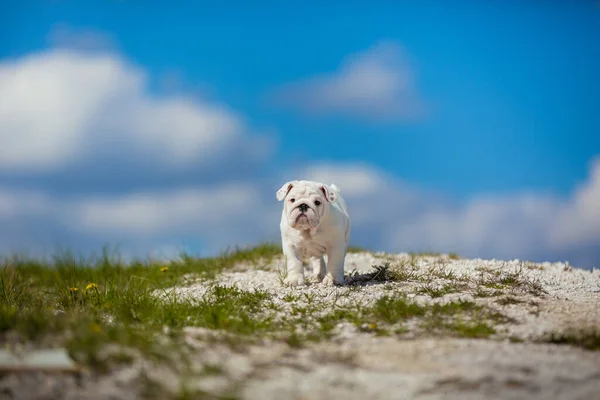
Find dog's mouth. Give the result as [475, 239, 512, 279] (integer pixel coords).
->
[295, 214, 310, 224]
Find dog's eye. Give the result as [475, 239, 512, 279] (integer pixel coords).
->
[290, 198, 295, 203]
[315, 200, 321, 206]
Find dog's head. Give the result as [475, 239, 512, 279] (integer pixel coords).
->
[276, 180, 337, 230]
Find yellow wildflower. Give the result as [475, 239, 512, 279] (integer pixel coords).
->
[89, 322, 102, 334]
[68, 287, 78, 293]
[85, 283, 98, 291]
[160, 266, 169, 273]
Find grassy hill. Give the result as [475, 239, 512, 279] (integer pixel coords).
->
[1, 243, 599, 399]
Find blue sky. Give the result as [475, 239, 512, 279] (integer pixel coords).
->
[1, 1, 599, 268]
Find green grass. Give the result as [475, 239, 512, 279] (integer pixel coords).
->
[370, 295, 427, 323]
[472, 287, 503, 298]
[495, 296, 526, 306]
[0, 243, 559, 398]
[347, 245, 370, 253]
[420, 300, 500, 338]
[363, 295, 500, 339]
[416, 282, 463, 298]
[439, 319, 496, 338]
[539, 328, 600, 351]
[0, 243, 281, 353]
[472, 264, 546, 297]
[0, 243, 286, 398]
[274, 293, 504, 345]
[408, 251, 461, 260]
[345, 263, 410, 284]
[378, 260, 423, 282]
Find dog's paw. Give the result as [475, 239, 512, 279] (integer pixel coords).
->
[284, 273, 306, 287]
[310, 271, 326, 283]
[322, 273, 344, 287]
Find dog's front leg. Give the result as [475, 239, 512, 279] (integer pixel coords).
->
[283, 245, 305, 287]
[323, 243, 346, 286]
[311, 256, 326, 282]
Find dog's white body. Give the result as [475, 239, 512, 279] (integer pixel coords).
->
[276, 180, 350, 286]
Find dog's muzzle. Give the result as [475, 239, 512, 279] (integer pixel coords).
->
[293, 203, 313, 225]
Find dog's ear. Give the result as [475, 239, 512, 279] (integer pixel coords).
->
[276, 181, 298, 201]
[319, 184, 337, 203]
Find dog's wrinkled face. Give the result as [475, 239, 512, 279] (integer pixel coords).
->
[277, 181, 334, 230]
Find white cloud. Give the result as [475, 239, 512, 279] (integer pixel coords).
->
[1, 157, 599, 267]
[71, 185, 263, 236]
[302, 164, 388, 197]
[0, 42, 273, 256]
[0, 42, 598, 268]
[68, 183, 281, 255]
[0, 188, 54, 218]
[0, 183, 280, 256]
[298, 163, 423, 228]
[549, 158, 600, 248]
[390, 159, 600, 264]
[0, 49, 265, 171]
[391, 195, 562, 257]
[271, 41, 425, 121]
[294, 158, 600, 267]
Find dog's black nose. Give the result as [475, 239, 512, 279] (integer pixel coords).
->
[298, 203, 309, 212]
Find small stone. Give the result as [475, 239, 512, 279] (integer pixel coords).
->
[0, 348, 77, 372]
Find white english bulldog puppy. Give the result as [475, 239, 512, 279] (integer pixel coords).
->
[276, 180, 351, 286]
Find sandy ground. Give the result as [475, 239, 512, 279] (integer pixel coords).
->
[2, 252, 599, 400]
